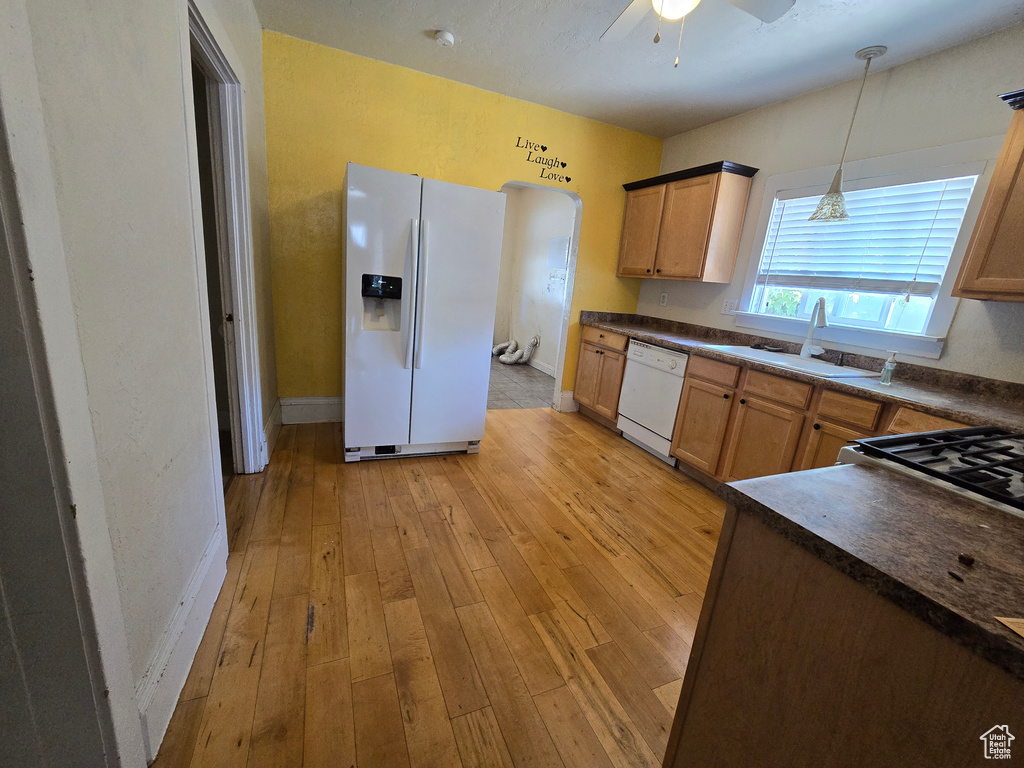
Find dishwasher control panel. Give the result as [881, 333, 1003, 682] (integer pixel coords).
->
[626, 340, 688, 377]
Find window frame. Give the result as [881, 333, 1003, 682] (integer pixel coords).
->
[735, 137, 1003, 359]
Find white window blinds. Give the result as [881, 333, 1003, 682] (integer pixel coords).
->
[756, 175, 977, 298]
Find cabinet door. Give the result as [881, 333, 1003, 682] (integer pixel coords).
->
[573, 342, 602, 408]
[593, 349, 625, 420]
[671, 377, 735, 474]
[617, 186, 665, 277]
[653, 174, 719, 279]
[720, 395, 805, 482]
[953, 110, 1024, 299]
[797, 420, 869, 471]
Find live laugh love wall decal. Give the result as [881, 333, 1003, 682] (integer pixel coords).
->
[515, 137, 571, 184]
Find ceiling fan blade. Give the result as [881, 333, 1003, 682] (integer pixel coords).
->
[724, 0, 795, 23]
[601, 0, 652, 42]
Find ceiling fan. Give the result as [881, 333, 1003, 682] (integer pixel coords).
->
[601, 0, 796, 43]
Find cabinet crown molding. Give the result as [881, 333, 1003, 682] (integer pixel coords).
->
[1000, 88, 1024, 111]
[623, 161, 760, 192]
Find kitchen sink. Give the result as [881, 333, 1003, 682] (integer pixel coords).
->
[703, 345, 882, 379]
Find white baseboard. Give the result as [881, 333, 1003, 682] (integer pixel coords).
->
[555, 391, 578, 413]
[263, 398, 282, 464]
[528, 358, 556, 377]
[136, 527, 227, 760]
[280, 396, 344, 424]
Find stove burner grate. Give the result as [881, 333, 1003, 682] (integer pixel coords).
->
[854, 426, 1024, 512]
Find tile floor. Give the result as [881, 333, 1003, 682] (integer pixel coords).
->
[487, 356, 556, 409]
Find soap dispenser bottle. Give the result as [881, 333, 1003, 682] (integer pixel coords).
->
[879, 352, 897, 385]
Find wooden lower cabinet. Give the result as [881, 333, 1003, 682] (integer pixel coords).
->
[574, 343, 602, 406]
[573, 341, 625, 420]
[671, 377, 735, 474]
[797, 419, 870, 471]
[719, 395, 805, 482]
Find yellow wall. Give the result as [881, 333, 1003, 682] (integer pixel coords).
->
[263, 31, 663, 396]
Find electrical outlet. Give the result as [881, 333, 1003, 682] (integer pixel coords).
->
[721, 299, 739, 315]
[659, 292, 668, 307]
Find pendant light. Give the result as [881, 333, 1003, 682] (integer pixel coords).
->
[808, 45, 887, 222]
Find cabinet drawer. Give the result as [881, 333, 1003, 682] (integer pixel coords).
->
[687, 355, 741, 388]
[885, 407, 968, 435]
[816, 390, 883, 431]
[581, 325, 628, 351]
[742, 370, 812, 410]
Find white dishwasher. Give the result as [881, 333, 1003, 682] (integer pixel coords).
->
[616, 340, 687, 465]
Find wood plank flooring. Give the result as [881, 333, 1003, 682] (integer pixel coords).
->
[153, 407, 725, 768]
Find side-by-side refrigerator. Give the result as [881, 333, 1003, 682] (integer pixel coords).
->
[344, 163, 506, 461]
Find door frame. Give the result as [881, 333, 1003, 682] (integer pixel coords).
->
[187, 0, 265, 473]
[497, 181, 582, 411]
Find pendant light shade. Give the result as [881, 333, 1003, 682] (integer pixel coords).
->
[652, 0, 701, 20]
[808, 46, 886, 222]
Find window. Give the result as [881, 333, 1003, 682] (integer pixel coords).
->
[750, 175, 978, 336]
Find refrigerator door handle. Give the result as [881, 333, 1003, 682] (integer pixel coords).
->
[404, 218, 419, 370]
[414, 219, 428, 370]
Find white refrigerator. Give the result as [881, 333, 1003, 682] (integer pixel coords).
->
[343, 163, 506, 461]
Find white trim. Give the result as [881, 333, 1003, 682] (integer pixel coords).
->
[555, 391, 579, 413]
[281, 396, 346, 424]
[733, 311, 945, 359]
[0, 1, 146, 762]
[498, 181, 583, 412]
[187, 1, 266, 474]
[263, 398, 282, 464]
[528, 358, 556, 377]
[135, 528, 227, 759]
[738, 137, 1004, 358]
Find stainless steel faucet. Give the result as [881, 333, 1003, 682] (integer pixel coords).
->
[800, 297, 828, 358]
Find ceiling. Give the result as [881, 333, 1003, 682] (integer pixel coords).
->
[251, 0, 1024, 138]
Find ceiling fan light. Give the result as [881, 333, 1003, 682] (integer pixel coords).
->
[652, 0, 701, 21]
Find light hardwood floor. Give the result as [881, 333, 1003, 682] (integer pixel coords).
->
[154, 407, 725, 768]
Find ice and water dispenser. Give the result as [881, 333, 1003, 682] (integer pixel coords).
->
[360, 274, 403, 331]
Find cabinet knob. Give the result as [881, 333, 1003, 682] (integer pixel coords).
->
[646, 268, 651, 273]
[739, 398, 746, 405]
[599, 333, 604, 338]
[656, 268, 662, 274]
[813, 423, 821, 430]
[723, 393, 729, 400]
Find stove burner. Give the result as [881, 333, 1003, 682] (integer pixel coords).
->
[854, 427, 1024, 512]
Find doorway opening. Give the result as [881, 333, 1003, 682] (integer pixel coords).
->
[489, 182, 581, 411]
[186, 1, 265, 476]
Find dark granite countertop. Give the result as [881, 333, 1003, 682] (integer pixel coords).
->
[720, 463, 1024, 682]
[579, 312, 1024, 432]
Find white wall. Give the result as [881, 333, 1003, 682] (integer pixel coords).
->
[643, 22, 1024, 383]
[494, 186, 577, 375]
[18, 0, 275, 757]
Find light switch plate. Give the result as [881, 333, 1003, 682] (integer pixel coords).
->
[659, 292, 668, 307]
[721, 299, 739, 315]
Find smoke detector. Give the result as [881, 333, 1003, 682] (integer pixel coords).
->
[434, 30, 455, 47]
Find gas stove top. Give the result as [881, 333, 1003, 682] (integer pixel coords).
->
[851, 427, 1024, 514]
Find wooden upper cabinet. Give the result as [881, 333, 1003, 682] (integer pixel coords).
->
[618, 186, 665, 277]
[617, 162, 757, 282]
[953, 97, 1024, 301]
[655, 175, 719, 278]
